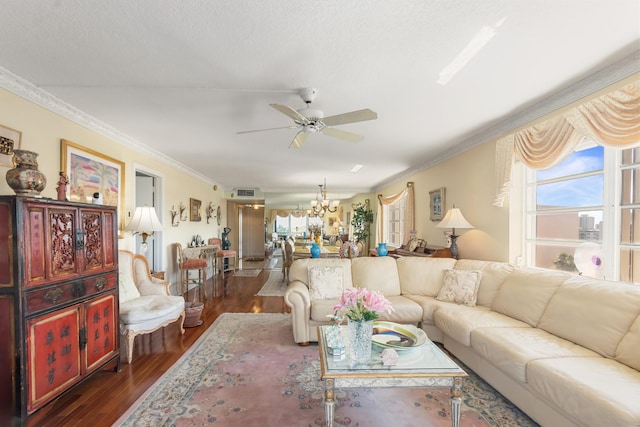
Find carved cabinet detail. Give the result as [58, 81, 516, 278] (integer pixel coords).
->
[0, 196, 119, 424]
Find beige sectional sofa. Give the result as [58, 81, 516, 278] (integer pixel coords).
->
[284, 256, 640, 427]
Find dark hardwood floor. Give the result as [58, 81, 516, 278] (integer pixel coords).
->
[22, 255, 287, 427]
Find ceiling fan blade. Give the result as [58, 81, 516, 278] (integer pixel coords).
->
[237, 125, 297, 134]
[320, 126, 364, 142]
[289, 131, 308, 149]
[322, 109, 377, 126]
[270, 104, 309, 123]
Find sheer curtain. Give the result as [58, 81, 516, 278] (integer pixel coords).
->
[376, 182, 415, 245]
[494, 79, 640, 207]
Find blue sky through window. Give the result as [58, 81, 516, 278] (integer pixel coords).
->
[536, 146, 604, 207]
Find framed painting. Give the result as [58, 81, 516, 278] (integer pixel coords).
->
[61, 139, 125, 225]
[190, 198, 202, 222]
[0, 124, 22, 167]
[429, 187, 445, 221]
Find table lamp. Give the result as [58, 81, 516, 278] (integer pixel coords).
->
[436, 207, 474, 259]
[125, 206, 163, 256]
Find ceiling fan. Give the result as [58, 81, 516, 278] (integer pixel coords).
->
[237, 88, 377, 148]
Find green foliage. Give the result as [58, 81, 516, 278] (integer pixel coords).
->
[553, 252, 577, 272]
[351, 201, 373, 243]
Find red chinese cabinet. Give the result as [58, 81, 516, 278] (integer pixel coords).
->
[0, 196, 119, 424]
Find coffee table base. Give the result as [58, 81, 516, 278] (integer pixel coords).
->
[323, 375, 464, 427]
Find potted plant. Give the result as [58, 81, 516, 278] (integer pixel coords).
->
[351, 199, 373, 247]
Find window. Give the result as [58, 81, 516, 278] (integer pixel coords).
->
[275, 214, 323, 238]
[523, 142, 640, 283]
[384, 197, 406, 246]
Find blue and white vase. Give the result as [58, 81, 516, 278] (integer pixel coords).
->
[377, 242, 388, 257]
[310, 242, 321, 258]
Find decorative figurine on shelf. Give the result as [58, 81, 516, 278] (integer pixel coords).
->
[222, 227, 231, 250]
[221, 227, 232, 271]
[56, 171, 69, 201]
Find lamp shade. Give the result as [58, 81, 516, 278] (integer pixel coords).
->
[125, 206, 163, 233]
[436, 208, 474, 230]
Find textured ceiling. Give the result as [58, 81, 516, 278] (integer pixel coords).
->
[0, 1, 638, 207]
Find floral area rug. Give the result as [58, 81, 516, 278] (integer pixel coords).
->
[255, 271, 287, 296]
[114, 313, 538, 427]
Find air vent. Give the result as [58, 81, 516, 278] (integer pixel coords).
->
[236, 189, 255, 197]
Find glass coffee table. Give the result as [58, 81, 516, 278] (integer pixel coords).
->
[318, 324, 468, 427]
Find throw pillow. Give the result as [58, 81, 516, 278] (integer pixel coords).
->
[308, 265, 344, 300]
[436, 269, 482, 306]
[119, 274, 141, 304]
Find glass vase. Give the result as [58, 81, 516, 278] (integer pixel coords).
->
[348, 319, 373, 364]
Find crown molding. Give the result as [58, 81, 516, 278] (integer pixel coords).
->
[374, 50, 640, 192]
[0, 66, 220, 188]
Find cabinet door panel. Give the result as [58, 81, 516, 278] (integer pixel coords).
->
[24, 205, 47, 285]
[80, 209, 104, 273]
[47, 207, 79, 280]
[84, 293, 117, 370]
[0, 201, 12, 287]
[27, 307, 81, 412]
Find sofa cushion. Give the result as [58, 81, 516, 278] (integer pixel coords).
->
[397, 257, 457, 296]
[119, 273, 141, 304]
[453, 259, 513, 307]
[351, 257, 401, 296]
[308, 265, 344, 299]
[120, 295, 184, 324]
[491, 267, 567, 327]
[435, 306, 529, 346]
[471, 327, 599, 383]
[616, 314, 640, 371]
[527, 357, 640, 427]
[289, 258, 353, 289]
[376, 296, 423, 324]
[405, 295, 458, 327]
[538, 276, 640, 358]
[436, 269, 482, 306]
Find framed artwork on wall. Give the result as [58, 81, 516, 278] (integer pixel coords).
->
[0, 124, 22, 167]
[429, 187, 445, 221]
[190, 198, 202, 222]
[61, 139, 125, 228]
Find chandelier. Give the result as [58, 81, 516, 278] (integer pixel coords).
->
[308, 178, 339, 218]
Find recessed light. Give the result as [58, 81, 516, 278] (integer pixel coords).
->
[350, 164, 363, 173]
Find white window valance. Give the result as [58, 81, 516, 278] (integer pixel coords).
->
[494, 79, 640, 207]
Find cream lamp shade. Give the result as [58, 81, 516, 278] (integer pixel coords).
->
[436, 207, 474, 259]
[125, 206, 163, 245]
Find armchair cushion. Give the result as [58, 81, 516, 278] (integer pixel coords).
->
[119, 274, 141, 303]
[120, 295, 185, 324]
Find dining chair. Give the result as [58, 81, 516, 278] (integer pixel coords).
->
[174, 242, 208, 296]
[209, 237, 237, 277]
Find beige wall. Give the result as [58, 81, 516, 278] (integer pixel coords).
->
[0, 88, 226, 289]
[376, 141, 509, 262]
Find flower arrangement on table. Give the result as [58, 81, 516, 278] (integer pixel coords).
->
[333, 287, 394, 321]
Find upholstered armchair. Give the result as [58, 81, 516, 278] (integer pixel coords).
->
[118, 250, 185, 363]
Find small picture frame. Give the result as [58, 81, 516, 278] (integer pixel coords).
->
[429, 187, 445, 221]
[190, 198, 202, 222]
[0, 124, 22, 167]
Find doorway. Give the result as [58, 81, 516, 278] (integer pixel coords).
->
[134, 170, 163, 272]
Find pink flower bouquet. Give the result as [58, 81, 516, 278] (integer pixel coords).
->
[333, 287, 394, 321]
